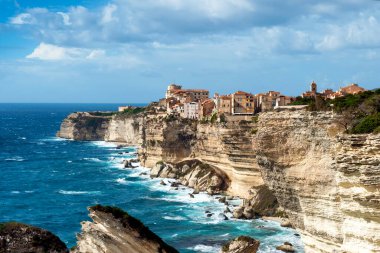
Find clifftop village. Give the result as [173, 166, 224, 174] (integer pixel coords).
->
[119, 82, 367, 120]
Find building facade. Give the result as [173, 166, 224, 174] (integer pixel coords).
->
[231, 91, 255, 115]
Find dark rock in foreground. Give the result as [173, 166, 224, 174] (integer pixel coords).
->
[72, 205, 179, 253]
[221, 236, 260, 253]
[0, 222, 68, 253]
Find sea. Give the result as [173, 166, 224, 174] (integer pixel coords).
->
[0, 103, 304, 253]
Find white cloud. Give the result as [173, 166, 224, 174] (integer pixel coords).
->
[10, 13, 34, 24]
[316, 16, 380, 51]
[57, 12, 71, 26]
[101, 4, 118, 24]
[26, 43, 105, 61]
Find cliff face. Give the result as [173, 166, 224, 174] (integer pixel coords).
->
[57, 112, 144, 145]
[140, 117, 197, 168]
[57, 110, 380, 252]
[104, 115, 144, 145]
[140, 118, 264, 198]
[193, 121, 262, 198]
[57, 112, 111, 141]
[254, 111, 380, 253]
[73, 205, 178, 253]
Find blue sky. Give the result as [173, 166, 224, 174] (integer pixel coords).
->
[0, 0, 380, 103]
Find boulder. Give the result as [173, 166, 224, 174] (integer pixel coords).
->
[280, 220, 293, 228]
[219, 196, 226, 203]
[276, 244, 295, 252]
[233, 207, 244, 219]
[220, 236, 260, 253]
[160, 180, 167, 186]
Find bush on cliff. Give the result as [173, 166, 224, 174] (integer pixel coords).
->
[351, 113, 380, 134]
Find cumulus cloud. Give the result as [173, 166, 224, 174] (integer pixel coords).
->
[6, 0, 380, 55]
[26, 43, 105, 60]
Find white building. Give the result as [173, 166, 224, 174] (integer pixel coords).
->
[184, 102, 199, 119]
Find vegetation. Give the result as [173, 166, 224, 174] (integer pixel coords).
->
[210, 113, 218, 124]
[351, 113, 380, 134]
[219, 113, 227, 123]
[290, 89, 380, 134]
[88, 111, 117, 116]
[251, 128, 258, 135]
[164, 114, 178, 122]
[119, 107, 146, 115]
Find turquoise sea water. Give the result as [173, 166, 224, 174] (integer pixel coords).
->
[0, 103, 304, 253]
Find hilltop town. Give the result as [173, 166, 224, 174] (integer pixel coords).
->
[119, 82, 367, 120]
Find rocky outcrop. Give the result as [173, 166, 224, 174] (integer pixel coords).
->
[57, 112, 144, 145]
[0, 222, 68, 253]
[254, 110, 380, 253]
[57, 112, 111, 141]
[72, 205, 178, 253]
[151, 159, 230, 194]
[220, 236, 260, 253]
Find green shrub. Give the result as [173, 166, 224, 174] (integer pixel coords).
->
[251, 128, 258, 134]
[210, 113, 217, 124]
[351, 113, 380, 134]
[219, 113, 226, 123]
[251, 115, 259, 123]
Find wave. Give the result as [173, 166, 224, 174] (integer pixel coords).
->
[58, 190, 101, 195]
[40, 137, 67, 142]
[11, 191, 20, 194]
[187, 244, 220, 253]
[162, 215, 187, 221]
[115, 178, 128, 185]
[91, 141, 117, 148]
[5, 156, 25, 162]
[83, 158, 103, 162]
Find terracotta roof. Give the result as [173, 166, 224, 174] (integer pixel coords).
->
[234, 91, 253, 96]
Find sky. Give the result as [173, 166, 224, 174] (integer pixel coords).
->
[0, 0, 380, 103]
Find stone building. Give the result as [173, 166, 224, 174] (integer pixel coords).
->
[302, 81, 318, 98]
[184, 102, 199, 119]
[199, 99, 216, 118]
[231, 91, 255, 115]
[338, 83, 366, 95]
[214, 93, 232, 115]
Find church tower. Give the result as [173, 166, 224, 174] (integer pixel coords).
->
[311, 81, 317, 94]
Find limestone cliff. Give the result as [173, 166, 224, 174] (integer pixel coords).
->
[150, 159, 230, 194]
[57, 112, 144, 145]
[254, 111, 380, 253]
[140, 118, 264, 198]
[57, 112, 111, 141]
[57, 109, 380, 252]
[104, 114, 144, 145]
[72, 205, 178, 253]
[139, 117, 197, 167]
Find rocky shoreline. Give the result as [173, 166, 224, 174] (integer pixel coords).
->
[56, 109, 380, 253]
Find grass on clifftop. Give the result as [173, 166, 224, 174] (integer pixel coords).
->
[291, 89, 380, 134]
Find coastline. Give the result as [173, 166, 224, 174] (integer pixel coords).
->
[81, 141, 303, 252]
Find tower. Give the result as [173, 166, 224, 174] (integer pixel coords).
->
[311, 81, 317, 94]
